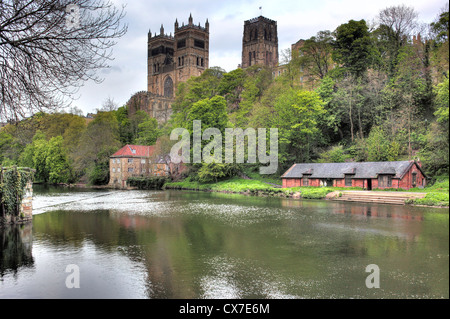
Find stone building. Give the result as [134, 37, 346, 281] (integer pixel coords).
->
[241, 16, 278, 69]
[127, 14, 209, 123]
[109, 144, 169, 189]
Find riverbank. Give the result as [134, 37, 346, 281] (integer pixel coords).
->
[163, 176, 449, 208]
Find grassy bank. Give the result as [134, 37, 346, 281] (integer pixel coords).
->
[406, 176, 449, 207]
[164, 177, 361, 200]
[163, 175, 449, 207]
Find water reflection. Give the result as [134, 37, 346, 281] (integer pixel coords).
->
[0, 223, 34, 276]
[0, 188, 448, 299]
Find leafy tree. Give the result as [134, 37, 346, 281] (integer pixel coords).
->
[197, 163, 239, 183]
[135, 117, 160, 145]
[187, 96, 229, 134]
[73, 111, 121, 183]
[295, 31, 334, 83]
[46, 136, 71, 184]
[332, 19, 374, 78]
[273, 89, 326, 165]
[317, 145, 349, 163]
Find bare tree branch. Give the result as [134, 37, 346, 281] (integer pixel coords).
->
[0, 0, 127, 121]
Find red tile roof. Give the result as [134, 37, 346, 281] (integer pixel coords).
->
[111, 144, 155, 157]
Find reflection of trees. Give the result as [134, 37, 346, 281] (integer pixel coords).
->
[0, 224, 34, 276]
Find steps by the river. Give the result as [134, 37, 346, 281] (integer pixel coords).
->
[332, 191, 426, 205]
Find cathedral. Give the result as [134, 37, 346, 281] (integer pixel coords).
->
[127, 14, 280, 123]
[127, 14, 210, 122]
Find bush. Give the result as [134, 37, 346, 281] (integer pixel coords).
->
[127, 176, 168, 190]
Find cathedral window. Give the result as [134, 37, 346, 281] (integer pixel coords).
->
[164, 76, 173, 98]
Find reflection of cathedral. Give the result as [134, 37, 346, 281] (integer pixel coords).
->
[127, 14, 209, 123]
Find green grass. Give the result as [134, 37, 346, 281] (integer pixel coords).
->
[164, 176, 281, 194]
[412, 192, 449, 207]
[409, 176, 449, 206]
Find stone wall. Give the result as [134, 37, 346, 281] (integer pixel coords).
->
[1, 180, 33, 224]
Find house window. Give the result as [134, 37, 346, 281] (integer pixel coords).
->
[345, 175, 353, 187]
[128, 158, 133, 163]
[117, 168, 120, 172]
[141, 159, 146, 164]
[128, 168, 134, 173]
[378, 175, 392, 187]
[112, 159, 116, 164]
[116, 159, 120, 163]
[112, 168, 116, 173]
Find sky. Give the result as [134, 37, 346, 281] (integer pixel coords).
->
[70, 0, 447, 115]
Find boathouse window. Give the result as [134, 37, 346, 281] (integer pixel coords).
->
[378, 175, 392, 187]
[345, 174, 353, 187]
[412, 172, 417, 187]
[302, 175, 310, 186]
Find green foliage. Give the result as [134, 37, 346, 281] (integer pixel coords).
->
[187, 96, 229, 133]
[46, 136, 71, 184]
[0, 167, 34, 217]
[197, 163, 239, 183]
[435, 75, 449, 124]
[134, 117, 160, 145]
[317, 145, 350, 163]
[332, 19, 374, 77]
[413, 192, 449, 206]
[127, 176, 168, 190]
[274, 88, 326, 165]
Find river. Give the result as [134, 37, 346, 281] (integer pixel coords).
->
[0, 185, 448, 298]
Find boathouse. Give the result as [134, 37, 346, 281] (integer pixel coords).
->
[281, 161, 427, 190]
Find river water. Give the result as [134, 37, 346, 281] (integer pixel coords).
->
[0, 185, 448, 299]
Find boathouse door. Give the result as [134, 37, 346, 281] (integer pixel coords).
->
[367, 179, 372, 190]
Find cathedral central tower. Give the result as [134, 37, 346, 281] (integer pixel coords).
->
[241, 16, 278, 69]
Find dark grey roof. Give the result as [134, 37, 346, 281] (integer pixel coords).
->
[282, 161, 422, 179]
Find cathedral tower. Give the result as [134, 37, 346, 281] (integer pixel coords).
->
[241, 16, 278, 69]
[147, 14, 209, 96]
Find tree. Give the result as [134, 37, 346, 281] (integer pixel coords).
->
[295, 31, 334, 83]
[376, 5, 419, 76]
[46, 136, 71, 184]
[72, 111, 121, 183]
[0, 0, 127, 121]
[332, 19, 374, 78]
[135, 117, 160, 145]
[100, 97, 119, 112]
[273, 89, 326, 165]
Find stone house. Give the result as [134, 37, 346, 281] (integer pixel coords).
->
[109, 144, 170, 189]
[281, 161, 427, 190]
